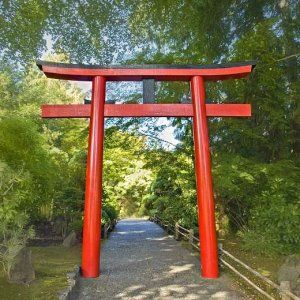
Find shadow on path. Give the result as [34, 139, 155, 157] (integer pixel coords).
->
[73, 218, 244, 299]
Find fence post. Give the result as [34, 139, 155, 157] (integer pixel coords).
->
[175, 222, 180, 240]
[280, 281, 291, 300]
[189, 229, 194, 244]
[103, 224, 108, 239]
[218, 243, 223, 266]
[166, 223, 170, 234]
[218, 243, 223, 255]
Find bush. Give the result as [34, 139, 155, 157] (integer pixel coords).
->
[68, 214, 83, 237]
[240, 161, 300, 255]
[102, 203, 118, 225]
[0, 207, 34, 277]
[0, 162, 35, 277]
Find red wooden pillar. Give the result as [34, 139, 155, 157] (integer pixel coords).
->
[81, 76, 106, 277]
[191, 75, 219, 278]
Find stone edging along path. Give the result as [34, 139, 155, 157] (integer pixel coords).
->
[58, 220, 118, 299]
[58, 266, 80, 300]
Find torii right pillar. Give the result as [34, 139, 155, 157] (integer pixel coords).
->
[191, 75, 222, 278]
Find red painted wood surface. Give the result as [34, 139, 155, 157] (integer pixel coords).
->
[38, 61, 254, 280]
[191, 76, 219, 278]
[41, 103, 251, 118]
[39, 64, 253, 82]
[81, 76, 106, 278]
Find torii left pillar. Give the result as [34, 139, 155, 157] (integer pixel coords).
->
[81, 76, 106, 277]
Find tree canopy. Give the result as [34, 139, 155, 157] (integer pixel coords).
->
[0, 0, 299, 258]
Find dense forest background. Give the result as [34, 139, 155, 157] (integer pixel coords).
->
[0, 0, 299, 276]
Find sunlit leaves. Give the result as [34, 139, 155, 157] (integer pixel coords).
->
[0, 0, 48, 63]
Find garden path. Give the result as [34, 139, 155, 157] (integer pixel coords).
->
[73, 219, 245, 299]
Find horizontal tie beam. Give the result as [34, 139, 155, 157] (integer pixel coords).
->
[41, 103, 251, 118]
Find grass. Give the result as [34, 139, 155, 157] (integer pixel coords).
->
[0, 232, 291, 299]
[221, 235, 285, 281]
[0, 245, 81, 300]
[180, 234, 287, 299]
[220, 235, 286, 299]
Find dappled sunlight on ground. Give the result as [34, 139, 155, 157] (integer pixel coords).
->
[117, 230, 146, 235]
[74, 219, 245, 299]
[168, 264, 194, 274]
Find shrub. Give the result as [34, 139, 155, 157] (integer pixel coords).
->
[240, 161, 300, 255]
[0, 206, 34, 277]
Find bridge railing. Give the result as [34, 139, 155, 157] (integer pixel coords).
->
[151, 216, 299, 300]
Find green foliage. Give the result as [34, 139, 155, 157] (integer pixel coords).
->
[143, 150, 198, 229]
[136, 1, 299, 256]
[0, 1, 131, 65]
[103, 127, 153, 217]
[0, 246, 81, 299]
[0, 117, 60, 221]
[0, 0, 48, 64]
[0, 117, 55, 184]
[0, 63, 87, 248]
[102, 202, 118, 224]
[0, 162, 35, 277]
[0, 0, 299, 259]
[240, 161, 300, 255]
[0, 209, 35, 277]
[0, 61, 154, 248]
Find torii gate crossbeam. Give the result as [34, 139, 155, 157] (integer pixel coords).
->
[37, 61, 255, 279]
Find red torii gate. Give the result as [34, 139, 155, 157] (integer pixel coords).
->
[37, 60, 255, 279]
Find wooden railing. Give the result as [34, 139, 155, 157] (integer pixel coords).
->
[151, 216, 299, 300]
[102, 219, 117, 239]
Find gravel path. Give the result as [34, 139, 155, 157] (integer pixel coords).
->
[73, 218, 245, 299]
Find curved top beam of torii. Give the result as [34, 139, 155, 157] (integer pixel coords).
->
[37, 60, 256, 82]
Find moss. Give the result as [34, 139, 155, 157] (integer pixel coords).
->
[181, 234, 287, 299]
[221, 236, 285, 281]
[221, 235, 286, 299]
[0, 245, 81, 300]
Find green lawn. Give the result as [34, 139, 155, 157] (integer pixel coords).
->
[221, 236, 286, 299]
[0, 238, 291, 299]
[0, 245, 81, 300]
[221, 236, 285, 281]
[181, 235, 287, 299]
